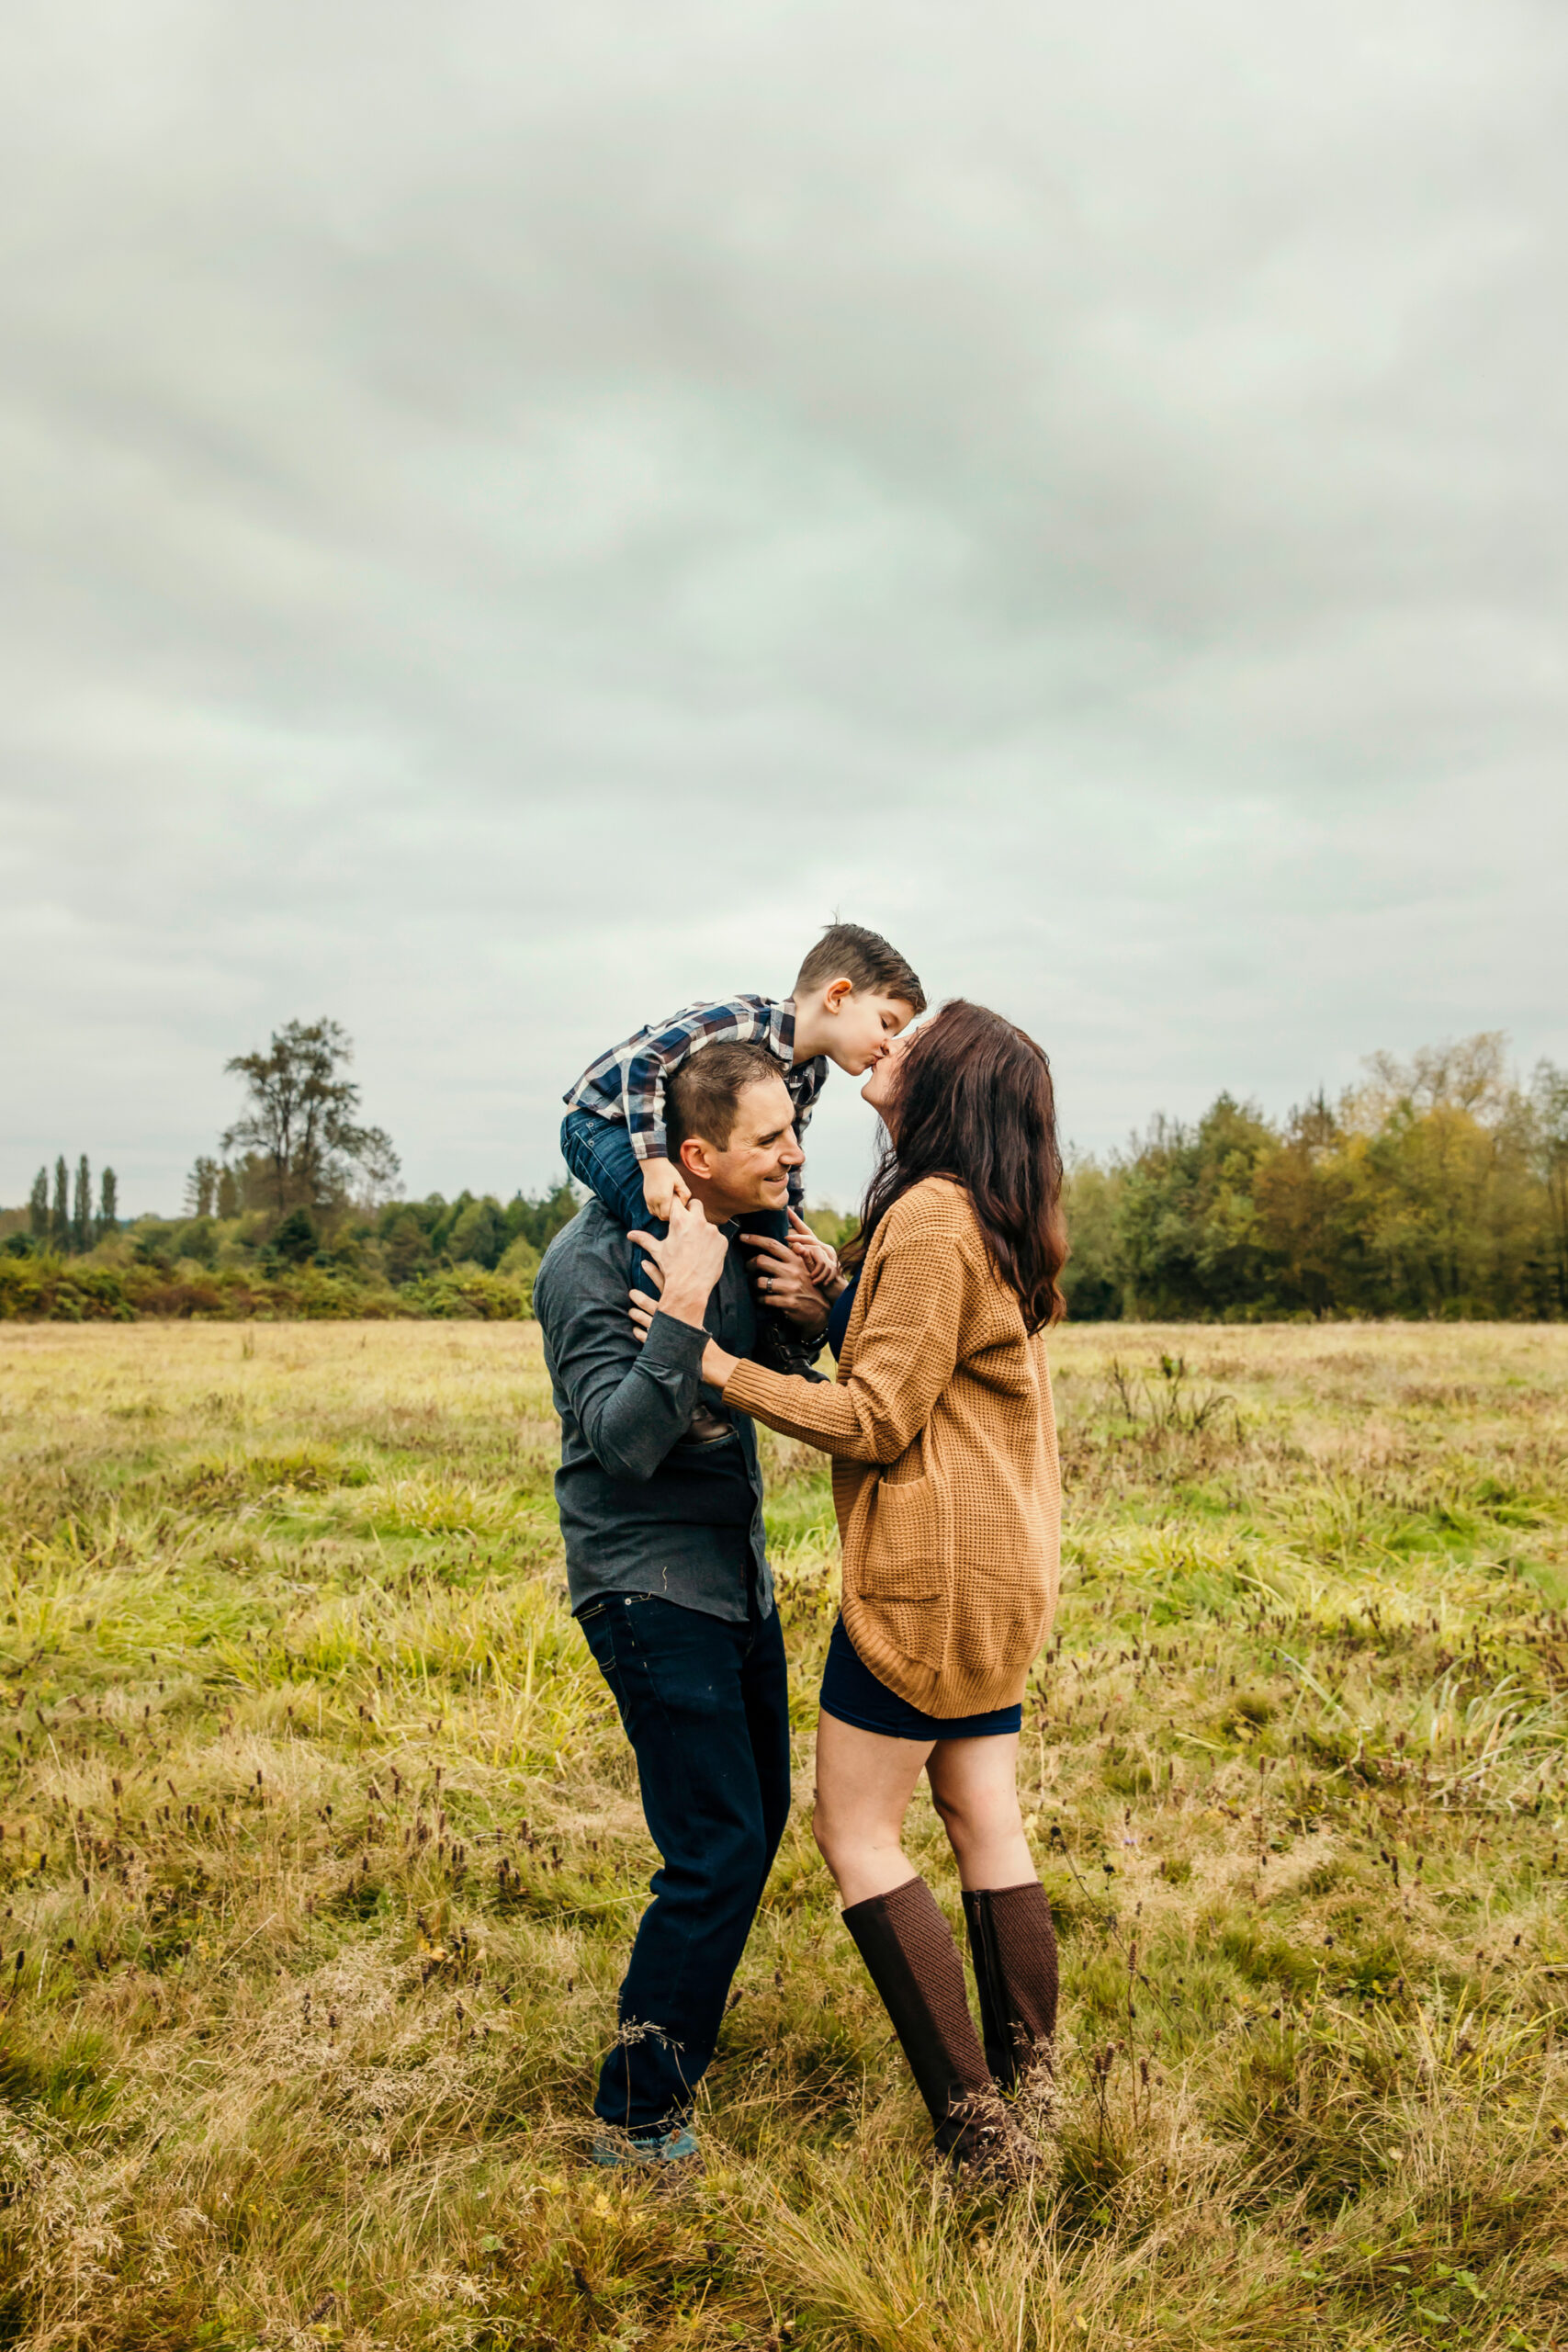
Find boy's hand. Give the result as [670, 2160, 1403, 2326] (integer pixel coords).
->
[790, 1235, 839, 1285]
[786, 1204, 839, 1287]
[638, 1155, 691, 1224]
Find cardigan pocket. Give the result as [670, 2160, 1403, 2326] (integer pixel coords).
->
[862, 1472, 942, 1584]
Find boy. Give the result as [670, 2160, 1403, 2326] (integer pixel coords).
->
[560, 922, 925, 1343]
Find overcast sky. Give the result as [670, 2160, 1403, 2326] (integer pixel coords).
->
[4, 0, 1565, 1214]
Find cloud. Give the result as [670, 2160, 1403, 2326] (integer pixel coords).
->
[2, 0, 1565, 1208]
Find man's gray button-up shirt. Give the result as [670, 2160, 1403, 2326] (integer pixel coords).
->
[534, 1200, 774, 1623]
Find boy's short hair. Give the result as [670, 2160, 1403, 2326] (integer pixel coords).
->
[668, 1042, 784, 1157]
[795, 922, 925, 1012]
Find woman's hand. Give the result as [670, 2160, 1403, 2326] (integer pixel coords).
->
[740, 1228, 832, 1331]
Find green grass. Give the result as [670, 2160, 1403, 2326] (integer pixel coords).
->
[2, 1317, 1567, 2349]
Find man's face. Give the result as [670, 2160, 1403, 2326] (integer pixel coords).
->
[682, 1076, 803, 1219]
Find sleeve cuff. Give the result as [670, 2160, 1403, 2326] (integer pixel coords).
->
[643, 1309, 707, 1373]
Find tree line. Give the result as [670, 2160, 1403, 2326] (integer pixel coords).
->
[3, 1020, 577, 1295]
[158, 1171, 580, 1286]
[1061, 1034, 1568, 1321]
[10, 1020, 1567, 1320]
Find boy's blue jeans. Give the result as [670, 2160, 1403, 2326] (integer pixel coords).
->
[559, 1110, 789, 1286]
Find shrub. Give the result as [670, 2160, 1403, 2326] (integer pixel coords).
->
[400, 1267, 534, 1320]
[496, 1235, 541, 1281]
[0, 1256, 530, 1323]
[0, 1259, 136, 1321]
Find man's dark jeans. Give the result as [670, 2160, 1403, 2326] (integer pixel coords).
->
[559, 1109, 789, 1293]
[578, 1591, 791, 2133]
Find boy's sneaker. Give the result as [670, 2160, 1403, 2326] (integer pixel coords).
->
[591, 2121, 704, 2179]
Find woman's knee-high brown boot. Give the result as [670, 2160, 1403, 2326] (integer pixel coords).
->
[841, 1876, 1025, 2177]
[961, 1881, 1060, 2118]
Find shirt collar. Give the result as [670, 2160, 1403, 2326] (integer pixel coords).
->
[772, 997, 795, 1064]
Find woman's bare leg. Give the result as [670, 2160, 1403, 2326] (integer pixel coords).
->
[925, 1735, 1034, 1890]
[812, 1713, 934, 1905]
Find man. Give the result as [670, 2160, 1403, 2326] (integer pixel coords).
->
[534, 1040, 829, 2173]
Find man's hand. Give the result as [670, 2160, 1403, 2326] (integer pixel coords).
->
[628, 1194, 728, 1332]
[740, 1230, 830, 1334]
[638, 1155, 690, 1224]
[628, 1280, 737, 1391]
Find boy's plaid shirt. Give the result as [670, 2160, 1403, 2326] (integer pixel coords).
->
[564, 995, 828, 1209]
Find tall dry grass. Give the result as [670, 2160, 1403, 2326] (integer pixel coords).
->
[1, 1317, 1566, 2348]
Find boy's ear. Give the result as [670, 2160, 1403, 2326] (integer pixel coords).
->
[822, 976, 854, 1013]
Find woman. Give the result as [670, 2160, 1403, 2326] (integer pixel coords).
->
[671, 1001, 1066, 2177]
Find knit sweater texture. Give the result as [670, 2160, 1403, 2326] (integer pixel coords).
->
[721, 1177, 1060, 1715]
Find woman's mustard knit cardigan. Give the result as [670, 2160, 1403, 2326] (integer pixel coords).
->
[722, 1176, 1060, 1716]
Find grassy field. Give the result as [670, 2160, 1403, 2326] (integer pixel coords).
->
[2, 1318, 1566, 2352]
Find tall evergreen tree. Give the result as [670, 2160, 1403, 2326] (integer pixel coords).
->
[73, 1155, 92, 1252]
[52, 1156, 70, 1252]
[1533, 1060, 1568, 1312]
[186, 1156, 219, 1217]
[28, 1168, 49, 1242]
[98, 1168, 118, 1239]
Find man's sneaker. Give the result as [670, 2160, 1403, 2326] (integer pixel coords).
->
[591, 2121, 703, 2175]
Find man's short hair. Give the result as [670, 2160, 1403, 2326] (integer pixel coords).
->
[795, 922, 925, 1012]
[668, 1041, 784, 1158]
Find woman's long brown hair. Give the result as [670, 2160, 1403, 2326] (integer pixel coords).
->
[841, 1000, 1068, 1331]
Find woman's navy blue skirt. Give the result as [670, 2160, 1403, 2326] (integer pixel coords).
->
[818, 1613, 1022, 1741]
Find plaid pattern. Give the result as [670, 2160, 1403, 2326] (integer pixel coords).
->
[564, 995, 827, 1209]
